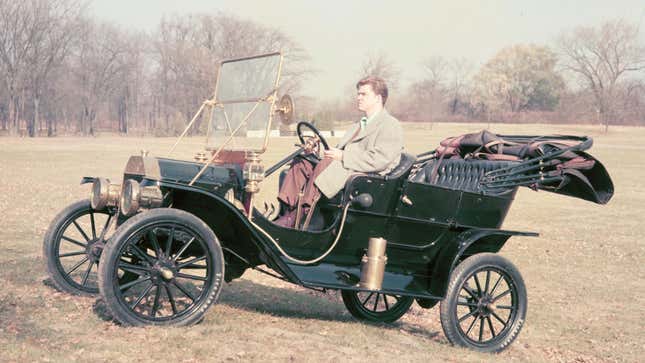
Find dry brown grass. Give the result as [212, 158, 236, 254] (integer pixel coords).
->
[0, 122, 643, 362]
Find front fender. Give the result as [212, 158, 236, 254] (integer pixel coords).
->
[428, 228, 538, 297]
[157, 181, 301, 284]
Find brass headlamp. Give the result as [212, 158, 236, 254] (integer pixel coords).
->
[120, 179, 163, 216]
[90, 178, 121, 210]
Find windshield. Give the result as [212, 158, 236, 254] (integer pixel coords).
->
[206, 52, 283, 152]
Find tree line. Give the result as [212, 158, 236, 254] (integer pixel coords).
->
[0, 1, 643, 137]
[0, 0, 308, 137]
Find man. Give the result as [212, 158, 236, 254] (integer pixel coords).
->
[276, 76, 403, 228]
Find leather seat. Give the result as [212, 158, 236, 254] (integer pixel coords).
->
[411, 158, 518, 193]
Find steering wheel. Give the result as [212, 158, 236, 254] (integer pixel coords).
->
[264, 121, 331, 178]
[297, 121, 330, 152]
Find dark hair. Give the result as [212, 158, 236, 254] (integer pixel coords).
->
[356, 76, 388, 105]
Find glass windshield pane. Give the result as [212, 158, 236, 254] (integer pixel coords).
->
[207, 53, 281, 152]
[216, 54, 281, 102]
[207, 102, 274, 151]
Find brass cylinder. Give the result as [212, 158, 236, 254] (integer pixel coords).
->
[359, 237, 388, 290]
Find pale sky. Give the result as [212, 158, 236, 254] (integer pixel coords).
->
[91, 0, 645, 100]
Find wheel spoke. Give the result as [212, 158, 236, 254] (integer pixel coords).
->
[165, 227, 175, 257]
[90, 212, 97, 240]
[465, 315, 478, 335]
[147, 230, 162, 257]
[478, 316, 485, 342]
[164, 284, 178, 314]
[119, 262, 152, 276]
[150, 285, 161, 317]
[486, 316, 496, 338]
[473, 273, 483, 295]
[462, 284, 479, 299]
[493, 289, 511, 302]
[98, 213, 113, 241]
[458, 309, 478, 323]
[172, 280, 196, 301]
[81, 261, 94, 286]
[495, 305, 515, 310]
[361, 292, 374, 306]
[120, 276, 151, 291]
[372, 294, 380, 312]
[491, 310, 508, 326]
[383, 295, 390, 310]
[176, 255, 207, 269]
[173, 237, 195, 262]
[130, 282, 154, 309]
[65, 256, 89, 275]
[129, 244, 156, 266]
[61, 235, 87, 248]
[72, 220, 91, 242]
[58, 251, 86, 258]
[175, 273, 207, 282]
[484, 270, 491, 294]
[489, 274, 503, 295]
[457, 301, 478, 307]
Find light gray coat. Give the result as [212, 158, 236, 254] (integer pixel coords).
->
[315, 109, 403, 198]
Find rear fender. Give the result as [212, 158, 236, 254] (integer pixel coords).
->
[428, 228, 538, 297]
[158, 181, 301, 284]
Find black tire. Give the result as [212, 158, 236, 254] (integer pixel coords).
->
[439, 253, 527, 353]
[416, 298, 439, 309]
[98, 208, 224, 326]
[341, 290, 414, 323]
[43, 200, 116, 296]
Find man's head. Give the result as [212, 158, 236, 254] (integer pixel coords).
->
[356, 76, 388, 116]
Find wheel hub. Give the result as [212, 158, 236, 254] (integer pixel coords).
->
[151, 259, 176, 283]
[476, 294, 496, 317]
[86, 240, 105, 262]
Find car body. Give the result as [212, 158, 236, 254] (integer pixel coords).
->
[43, 51, 614, 353]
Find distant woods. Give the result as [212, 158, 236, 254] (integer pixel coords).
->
[0, 0, 308, 137]
[0, 1, 643, 137]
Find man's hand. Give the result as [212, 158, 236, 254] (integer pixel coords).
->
[323, 147, 343, 161]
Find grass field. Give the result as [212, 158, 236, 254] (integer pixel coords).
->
[0, 123, 643, 362]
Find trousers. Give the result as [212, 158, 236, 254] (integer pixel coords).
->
[276, 157, 334, 228]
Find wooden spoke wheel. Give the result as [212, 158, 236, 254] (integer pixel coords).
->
[341, 290, 414, 323]
[98, 209, 224, 326]
[440, 253, 527, 353]
[43, 200, 117, 296]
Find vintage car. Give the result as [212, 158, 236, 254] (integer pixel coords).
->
[43, 52, 614, 353]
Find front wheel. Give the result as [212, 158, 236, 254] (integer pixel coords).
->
[440, 253, 527, 353]
[98, 208, 225, 326]
[43, 200, 116, 296]
[341, 290, 414, 323]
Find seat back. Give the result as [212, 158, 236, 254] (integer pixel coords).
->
[383, 152, 417, 180]
[411, 158, 518, 193]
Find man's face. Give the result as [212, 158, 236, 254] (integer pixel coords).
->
[357, 84, 381, 114]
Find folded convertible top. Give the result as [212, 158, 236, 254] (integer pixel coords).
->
[418, 130, 614, 204]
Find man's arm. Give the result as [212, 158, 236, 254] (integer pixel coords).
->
[341, 120, 403, 173]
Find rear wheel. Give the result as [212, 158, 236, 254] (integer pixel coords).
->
[98, 208, 224, 326]
[43, 200, 116, 296]
[341, 290, 413, 323]
[440, 253, 527, 353]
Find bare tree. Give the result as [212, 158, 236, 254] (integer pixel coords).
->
[360, 51, 400, 90]
[0, 1, 33, 133]
[447, 57, 474, 115]
[557, 19, 645, 131]
[25, 0, 85, 136]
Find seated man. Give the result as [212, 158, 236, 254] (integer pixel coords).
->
[276, 76, 403, 229]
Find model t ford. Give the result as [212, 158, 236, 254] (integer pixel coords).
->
[43, 52, 613, 353]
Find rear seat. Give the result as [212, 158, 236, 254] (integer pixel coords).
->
[410, 158, 519, 193]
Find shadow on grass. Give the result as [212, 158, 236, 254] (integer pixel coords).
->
[84, 278, 441, 342]
[219, 279, 442, 341]
[92, 298, 117, 323]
